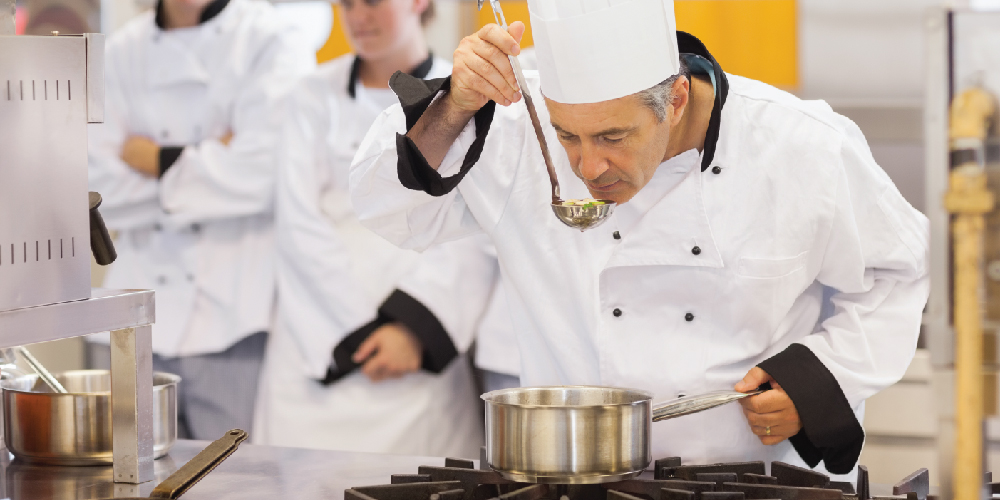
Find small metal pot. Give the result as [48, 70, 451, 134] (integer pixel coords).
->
[3, 369, 179, 465]
[482, 386, 764, 484]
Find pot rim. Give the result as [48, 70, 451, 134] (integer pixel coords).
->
[481, 385, 653, 409]
[2, 369, 181, 396]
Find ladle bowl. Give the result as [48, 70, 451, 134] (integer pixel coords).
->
[551, 200, 617, 231]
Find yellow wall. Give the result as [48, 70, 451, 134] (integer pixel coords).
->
[475, 0, 797, 89]
[320, 0, 798, 88]
[317, 3, 353, 64]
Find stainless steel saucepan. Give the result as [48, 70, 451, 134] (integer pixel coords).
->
[481, 385, 765, 484]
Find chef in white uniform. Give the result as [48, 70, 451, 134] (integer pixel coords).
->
[87, 0, 314, 439]
[251, 0, 485, 457]
[350, 0, 929, 478]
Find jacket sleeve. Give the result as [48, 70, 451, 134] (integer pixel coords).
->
[395, 234, 501, 357]
[759, 119, 930, 474]
[158, 27, 315, 226]
[349, 74, 525, 251]
[87, 43, 162, 231]
[274, 88, 379, 379]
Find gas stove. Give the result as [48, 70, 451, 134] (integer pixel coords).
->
[345, 454, 934, 500]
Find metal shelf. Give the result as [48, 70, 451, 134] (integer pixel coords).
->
[0, 288, 154, 349]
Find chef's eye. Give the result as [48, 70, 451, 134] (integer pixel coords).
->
[558, 133, 579, 143]
[602, 135, 625, 144]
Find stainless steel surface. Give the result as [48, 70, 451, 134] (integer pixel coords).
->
[85, 33, 104, 123]
[0, 0, 13, 35]
[0, 440, 456, 499]
[550, 202, 617, 232]
[15, 346, 67, 393]
[111, 326, 156, 484]
[3, 370, 177, 467]
[482, 386, 652, 484]
[0, 34, 92, 312]
[0, 289, 154, 349]
[650, 389, 764, 421]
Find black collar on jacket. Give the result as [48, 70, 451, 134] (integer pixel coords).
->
[676, 31, 729, 172]
[155, 0, 231, 30]
[347, 53, 435, 99]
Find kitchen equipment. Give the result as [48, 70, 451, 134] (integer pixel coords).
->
[478, 0, 617, 232]
[15, 346, 67, 393]
[1, 17, 157, 483]
[103, 429, 246, 500]
[3, 370, 179, 466]
[346, 452, 912, 500]
[481, 386, 765, 484]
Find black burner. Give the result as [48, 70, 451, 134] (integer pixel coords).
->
[346, 455, 942, 500]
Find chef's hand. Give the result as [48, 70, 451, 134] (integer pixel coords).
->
[352, 322, 423, 383]
[450, 21, 525, 112]
[219, 131, 234, 146]
[121, 136, 160, 177]
[735, 367, 802, 445]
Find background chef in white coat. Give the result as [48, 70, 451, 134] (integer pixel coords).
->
[251, 0, 489, 457]
[87, 0, 314, 439]
[350, 0, 930, 478]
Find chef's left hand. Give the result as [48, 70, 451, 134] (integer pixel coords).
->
[352, 322, 423, 382]
[735, 367, 802, 445]
[121, 136, 161, 177]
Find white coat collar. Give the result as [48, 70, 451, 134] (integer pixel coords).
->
[145, 0, 241, 88]
[605, 149, 724, 269]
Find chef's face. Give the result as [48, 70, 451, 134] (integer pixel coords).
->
[341, 0, 427, 60]
[547, 79, 689, 204]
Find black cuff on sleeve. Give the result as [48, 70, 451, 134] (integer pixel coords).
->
[758, 343, 865, 475]
[379, 289, 458, 373]
[388, 71, 497, 197]
[158, 146, 185, 179]
[320, 315, 392, 386]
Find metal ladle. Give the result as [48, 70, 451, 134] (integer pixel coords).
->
[16, 346, 67, 394]
[479, 0, 617, 232]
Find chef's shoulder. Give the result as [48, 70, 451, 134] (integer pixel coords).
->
[726, 75, 883, 179]
[104, 9, 155, 55]
[228, 0, 311, 51]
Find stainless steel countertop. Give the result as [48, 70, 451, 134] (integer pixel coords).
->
[0, 439, 448, 499]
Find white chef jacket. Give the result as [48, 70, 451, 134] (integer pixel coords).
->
[349, 67, 929, 474]
[87, 0, 315, 356]
[252, 55, 483, 458]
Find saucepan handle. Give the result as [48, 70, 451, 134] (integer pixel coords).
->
[148, 429, 248, 499]
[651, 383, 771, 422]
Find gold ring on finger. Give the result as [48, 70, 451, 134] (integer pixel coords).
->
[765, 426, 771, 436]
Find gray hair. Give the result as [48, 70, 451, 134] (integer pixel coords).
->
[635, 58, 692, 122]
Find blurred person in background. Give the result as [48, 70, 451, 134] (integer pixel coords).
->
[251, 0, 494, 456]
[86, 0, 314, 439]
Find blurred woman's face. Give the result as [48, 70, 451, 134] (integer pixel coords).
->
[341, 0, 424, 60]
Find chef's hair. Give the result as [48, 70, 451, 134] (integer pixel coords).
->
[636, 58, 691, 122]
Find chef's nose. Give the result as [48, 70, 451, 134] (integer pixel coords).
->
[578, 150, 609, 181]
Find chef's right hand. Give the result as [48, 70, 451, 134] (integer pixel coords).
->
[449, 21, 525, 112]
[352, 322, 423, 382]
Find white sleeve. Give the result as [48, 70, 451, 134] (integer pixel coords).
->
[395, 235, 500, 354]
[159, 29, 315, 226]
[799, 120, 930, 408]
[274, 91, 378, 379]
[87, 47, 162, 230]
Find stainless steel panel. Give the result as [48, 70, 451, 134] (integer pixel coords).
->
[3, 370, 178, 465]
[0, 0, 12, 35]
[85, 33, 104, 123]
[110, 325, 155, 484]
[0, 35, 91, 312]
[0, 289, 154, 348]
[924, 7, 954, 369]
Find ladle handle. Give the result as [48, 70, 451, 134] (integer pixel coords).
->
[487, 0, 561, 203]
[17, 346, 68, 394]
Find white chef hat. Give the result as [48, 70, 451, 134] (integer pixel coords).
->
[527, 0, 680, 104]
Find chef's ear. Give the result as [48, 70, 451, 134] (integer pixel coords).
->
[416, 0, 434, 26]
[666, 77, 691, 127]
